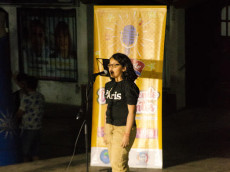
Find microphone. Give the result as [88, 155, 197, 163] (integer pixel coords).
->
[92, 70, 108, 77]
[76, 108, 84, 120]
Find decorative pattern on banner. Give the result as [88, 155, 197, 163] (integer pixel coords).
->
[91, 6, 167, 169]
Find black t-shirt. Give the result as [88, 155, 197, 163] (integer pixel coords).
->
[105, 80, 139, 126]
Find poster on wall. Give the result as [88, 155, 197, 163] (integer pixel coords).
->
[0, 0, 74, 5]
[17, 8, 77, 81]
[91, 6, 167, 169]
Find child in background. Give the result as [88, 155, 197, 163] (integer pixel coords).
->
[12, 73, 28, 125]
[16, 76, 45, 162]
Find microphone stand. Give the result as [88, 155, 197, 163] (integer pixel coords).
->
[76, 75, 96, 172]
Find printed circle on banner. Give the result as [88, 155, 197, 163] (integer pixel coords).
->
[137, 152, 148, 164]
[100, 149, 110, 164]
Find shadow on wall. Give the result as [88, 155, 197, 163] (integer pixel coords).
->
[39, 103, 87, 160]
[163, 107, 230, 168]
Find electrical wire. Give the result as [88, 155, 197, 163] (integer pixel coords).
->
[65, 119, 86, 172]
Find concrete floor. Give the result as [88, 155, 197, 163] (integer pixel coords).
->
[0, 106, 230, 172]
[1, 154, 230, 172]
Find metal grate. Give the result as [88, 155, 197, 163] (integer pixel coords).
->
[18, 8, 78, 82]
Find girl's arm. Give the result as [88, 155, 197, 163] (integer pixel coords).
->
[16, 109, 25, 118]
[121, 104, 136, 148]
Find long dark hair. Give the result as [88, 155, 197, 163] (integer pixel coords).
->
[54, 21, 71, 55]
[110, 53, 137, 82]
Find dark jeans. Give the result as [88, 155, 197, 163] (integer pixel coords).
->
[21, 129, 41, 158]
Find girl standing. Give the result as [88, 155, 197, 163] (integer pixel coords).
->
[104, 53, 139, 172]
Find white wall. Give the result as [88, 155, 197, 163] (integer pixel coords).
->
[2, 3, 88, 106]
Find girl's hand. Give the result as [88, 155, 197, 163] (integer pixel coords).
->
[121, 133, 130, 148]
[103, 135, 108, 145]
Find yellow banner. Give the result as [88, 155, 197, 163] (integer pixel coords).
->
[91, 6, 167, 168]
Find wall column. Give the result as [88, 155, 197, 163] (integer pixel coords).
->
[0, 8, 18, 166]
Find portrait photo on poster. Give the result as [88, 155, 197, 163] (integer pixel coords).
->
[17, 8, 77, 82]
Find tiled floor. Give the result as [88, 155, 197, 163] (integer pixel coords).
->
[0, 106, 230, 171]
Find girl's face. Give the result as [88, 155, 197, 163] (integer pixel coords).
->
[56, 32, 69, 52]
[30, 26, 45, 50]
[108, 58, 126, 82]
